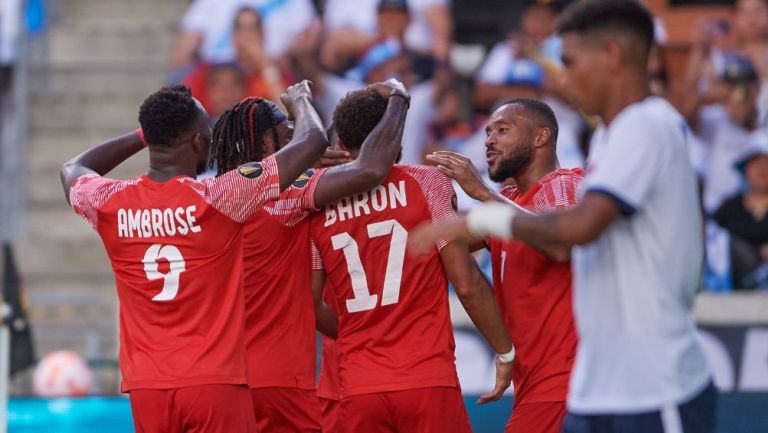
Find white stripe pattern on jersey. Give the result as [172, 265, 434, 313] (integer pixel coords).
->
[398, 164, 458, 251]
[179, 154, 281, 223]
[70, 175, 142, 230]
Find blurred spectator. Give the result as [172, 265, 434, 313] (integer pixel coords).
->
[169, 0, 316, 77]
[695, 56, 761, 212]
[321, 0, 452, 77]
[681, 0, 768, 125]
[182, 7, 294, 115]
[474, 1, 585, 168]
[204, 64, 248, 123]
[713, 141, 768, 289]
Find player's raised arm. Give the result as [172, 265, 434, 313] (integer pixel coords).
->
[60, 130, 146, 204]
[438, 240, 515, 405]
[274, 80, 330, 190]
[310, 79, 410, 207]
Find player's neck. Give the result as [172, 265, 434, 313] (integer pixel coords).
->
[600, 74, 650, 126]
[514, 160, 558, 194]
[147, 151, 198, 182]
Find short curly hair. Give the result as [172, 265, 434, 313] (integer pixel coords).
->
[138, 85, 201, 147]
[332, 89, 388, 151]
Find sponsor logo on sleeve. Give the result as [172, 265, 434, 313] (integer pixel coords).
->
[292, 169, 314, 188]
[238, 163, 264, 179]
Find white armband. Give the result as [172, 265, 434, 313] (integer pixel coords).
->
[497, 346, 516, 364]
[467, 202, 518, 239]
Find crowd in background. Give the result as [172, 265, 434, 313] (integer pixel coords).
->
[166, 0, 768, 291]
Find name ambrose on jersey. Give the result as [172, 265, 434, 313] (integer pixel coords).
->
[324, 181, 407, 227]
[117, 206, 201, 238]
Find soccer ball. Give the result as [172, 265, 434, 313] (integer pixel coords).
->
[32, 350, 94, 397]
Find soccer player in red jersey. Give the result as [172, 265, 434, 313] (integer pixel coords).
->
[205, 79, 410, 433]
[309, 89, 517, 433]
[59, 83, 328, 433]
[424, 99, 582, 433]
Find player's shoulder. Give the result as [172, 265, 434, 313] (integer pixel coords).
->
[394, 164, 451, 186]
[532, 168, 584, 211]
[614, 97, 684, 135]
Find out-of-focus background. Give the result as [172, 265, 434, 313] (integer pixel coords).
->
[1, 0, 767, 432]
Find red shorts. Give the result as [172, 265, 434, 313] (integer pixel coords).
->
[505, 401, 566, 433]
[130, 384, 256, 433]
[340, 387, 472, 433]
[318, 397, 341, 433]
[250, 387, 322, 433]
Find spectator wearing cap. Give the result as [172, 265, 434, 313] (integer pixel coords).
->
[181, 6, 294, 115]
[473, 0, 585, 169]
[713, 139, 768, 288]
[693, 54, 764, 212]
[321, 0, 452, 78]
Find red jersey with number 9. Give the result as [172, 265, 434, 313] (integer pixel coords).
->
[68, 155, 281, 392]
[309, 164, 460, 397]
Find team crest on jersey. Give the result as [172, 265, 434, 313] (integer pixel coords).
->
[238, 162, 264, 179]
[292, 169, 314, 188]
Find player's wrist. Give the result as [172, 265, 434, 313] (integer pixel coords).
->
[135, 128, 148, 148]
[389, 90, 410, 108]
[467, 202, 517, 239]
[496, 346, 516, 364]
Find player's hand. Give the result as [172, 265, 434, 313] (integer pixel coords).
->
[407, 217, 472, 257]
[315, 148, 352, 168]
[280, 80, 314, 120]
[477, 357, 513, 405]
[366, 78, 411, 103]
[426, 151, 491, 201]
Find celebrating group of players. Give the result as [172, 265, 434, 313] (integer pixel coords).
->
[60, 2, 717, 433]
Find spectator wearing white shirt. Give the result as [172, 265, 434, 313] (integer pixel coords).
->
[474, 1, 586, 169]
[169, 0, 316, 76]
[321, 0, 452, 76]
[410, 3, 716, 433]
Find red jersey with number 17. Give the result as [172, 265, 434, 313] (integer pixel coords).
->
[69, 155, 281, 392]
[309, 164, 460, 397]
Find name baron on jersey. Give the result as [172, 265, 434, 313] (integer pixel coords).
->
[324, 181, 407, 227]
[117, 206, 202, 238]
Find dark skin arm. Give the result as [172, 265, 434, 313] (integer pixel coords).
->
[60, 130, 146, 204]
[439, 240, 514, 404]
[408, 193, 621, 256]
[312, 79, 410, 208]
[312, 269, 339, 339]
[427, 151, 570, 262]
[275, 80, 330, 191]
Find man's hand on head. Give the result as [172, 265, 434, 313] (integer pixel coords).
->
[280, 80, 314, 119]
[366, 78, 411, 105]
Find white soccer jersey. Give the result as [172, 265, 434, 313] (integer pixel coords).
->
[569, 97, 711, 414]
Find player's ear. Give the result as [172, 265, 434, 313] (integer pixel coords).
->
[191, 132, 205, 156]
[534, 127, 550, 148]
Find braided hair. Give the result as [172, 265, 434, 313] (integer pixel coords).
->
[209, 97, 286, 175]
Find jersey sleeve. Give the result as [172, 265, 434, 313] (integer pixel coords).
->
[583, 115, 672, 215]
[263, 168, 326, 226]
[532, 171, 583, 213]
[311, 239, 324, 271]
[199, 154, 281, 223]
[402, 165, 458, 251]
[69, 174, 131, 230]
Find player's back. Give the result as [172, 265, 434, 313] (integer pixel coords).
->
[241, 210, 315, 389]
[69, 157, 280, 391]
[310, 164, 459, 396]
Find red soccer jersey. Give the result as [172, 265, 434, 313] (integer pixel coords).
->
[69, 156, 281, 392]
[489, 168, 583, 404]
[316, 282, 342, 400]
[241, 169, 325, 390]
[309, 165, 460, 397]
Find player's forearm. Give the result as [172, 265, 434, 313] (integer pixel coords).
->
[454, 272, 513, 354]
[63, 130, 145, 177]
[60, 130, 146, 201]
[351, 96, 408, 183]
[513, 212, 592, 247]
[274, 96, 328, 190]
[315, 302, 339, 340]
